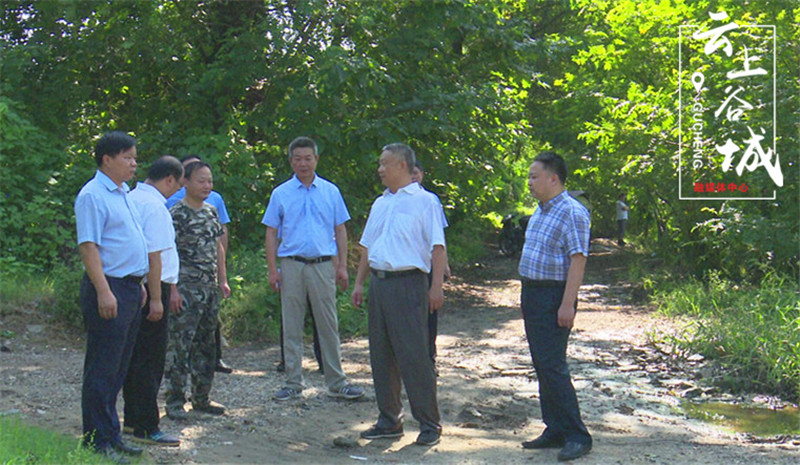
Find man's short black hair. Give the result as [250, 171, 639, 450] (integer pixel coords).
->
[180, 155, 202, 164]
[184, 160, 211, 180]
[534, 151, 568, 185]
[94, 131, 136, 167]
[148, 156, 184, 182]
[413, 159, 424, 172]
[288, 136, 318, 158]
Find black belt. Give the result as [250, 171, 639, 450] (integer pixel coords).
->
[370, 268, 423, 279]
[286, 255, 333, 265]
[522, 278, 566, 287]
[121, 275, 146, 285]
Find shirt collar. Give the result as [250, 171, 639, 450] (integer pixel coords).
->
[134, 181, 167, 202]
[291, 173, 318, 189]
[96, 170, 130, 193]
[538, 189, 568, 212]
[382, 181, 421, 197]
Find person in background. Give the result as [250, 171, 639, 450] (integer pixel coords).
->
[122, 156, 183, 447]
[164, 161, 231, 419]
[74, 131, 148, 464]
[410, 159, 451, 372]
[518, 151, 592, 462]
[352, 143, 446, 446]
[166, 155, 234, 374]
[615, 193, 629, 247]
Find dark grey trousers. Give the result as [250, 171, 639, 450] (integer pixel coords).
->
[368, 271, 441, 434]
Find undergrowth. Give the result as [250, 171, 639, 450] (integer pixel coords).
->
[649, 270, 800, 402]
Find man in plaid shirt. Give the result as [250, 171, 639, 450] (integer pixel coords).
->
[518, 151, 592, 462]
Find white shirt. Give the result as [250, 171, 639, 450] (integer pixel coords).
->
[129, 182, 180, 284]
[616, 200, 629, 221]
[360, 182, 446, 273]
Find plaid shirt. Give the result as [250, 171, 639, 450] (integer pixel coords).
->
[518, 190, 590, 281]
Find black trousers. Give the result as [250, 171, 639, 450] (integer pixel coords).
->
[427, 309, 438, 362]
[123, 282, 170, 436]
[426, 272, 438, 363]
[81, 274, 142, 450]
[521, 281, 591, 445]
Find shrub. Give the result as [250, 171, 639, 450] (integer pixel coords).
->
[652, 271, 800, 402]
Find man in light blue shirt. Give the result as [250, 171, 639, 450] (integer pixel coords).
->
[74, 131, 149, 463]
[166, 155, 234, 374]
[263, 136, 364, 402]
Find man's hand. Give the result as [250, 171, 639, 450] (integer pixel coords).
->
[139, 283, 147, 309]
[269, 268, 281, 292]
[220, 281, 231, 299]
[97, 288, 118, 320]
[351, 284, 364, 307]
[169, 285, 182, 314]
[428, 285, 444, 313]
[147, 299, 164, 322]
[557, 304, 576, 329]
[336, 265, 349, 292]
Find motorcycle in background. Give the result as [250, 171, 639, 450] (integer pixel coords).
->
[498, 213, 530, 257]
[498, 190, 591, 257]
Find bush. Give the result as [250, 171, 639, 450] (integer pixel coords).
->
[45, 264, 85, 329]
[652, 271, 800, 402]
[221, 249, 370, 344]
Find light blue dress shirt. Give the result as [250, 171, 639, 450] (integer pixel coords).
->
[262, 174, 350, 258]
[75, 170, 149, 278]
[165, 187, 231, 225]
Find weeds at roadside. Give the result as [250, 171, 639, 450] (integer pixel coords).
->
[648, 271, 800, 402]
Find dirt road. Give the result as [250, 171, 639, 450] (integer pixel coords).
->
[1, 240, 798, 464]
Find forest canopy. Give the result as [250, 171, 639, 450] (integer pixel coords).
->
[1, 0, 797, 281]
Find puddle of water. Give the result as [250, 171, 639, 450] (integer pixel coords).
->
[683, 401, 800, 436]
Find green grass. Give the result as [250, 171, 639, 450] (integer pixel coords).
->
[0, 415, 121, 464]
[0, 264, 83, 329]
[650, 271, 800, 402]
[0, 270, 53, 314]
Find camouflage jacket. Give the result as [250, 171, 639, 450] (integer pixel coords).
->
[170, 200, 223, 285]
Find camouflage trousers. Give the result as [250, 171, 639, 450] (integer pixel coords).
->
[164, 282, 219, 409]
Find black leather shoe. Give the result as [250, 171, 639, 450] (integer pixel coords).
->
[192, 400, 226, 415]
[215, 359, 233, 373]
[98, 447, 130, 464]
[360, 424, 404, 439]
[522, 434, 565, 449]
[557, 441, 592, 461]
[415, 429, 441, 446]
[112, 440, 143, 456]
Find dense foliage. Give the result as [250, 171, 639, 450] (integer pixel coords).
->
[1, 0, 798, 400]
[2, 0, 797, 280]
